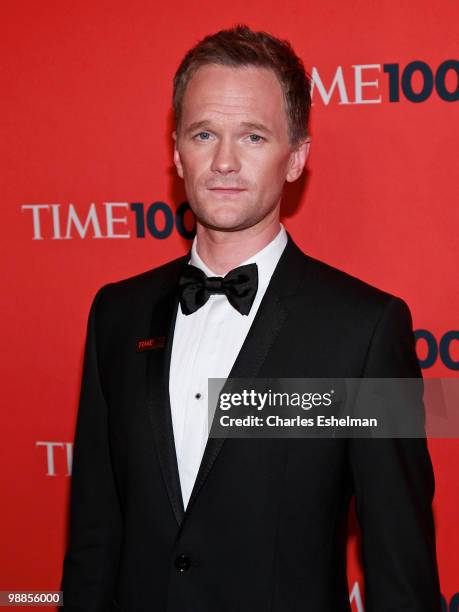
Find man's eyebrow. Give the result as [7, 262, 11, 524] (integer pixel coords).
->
[183, 120, 273, 135]
[239, 121, 273, 135]
[184, 120, 212, 135]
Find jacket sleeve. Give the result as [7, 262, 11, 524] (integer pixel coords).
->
[349, 296, 442, 611]
[60, 286, 122, 612]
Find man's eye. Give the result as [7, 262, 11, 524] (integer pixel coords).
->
[195, 131, 211, 141]
[248, 134, 264, 143]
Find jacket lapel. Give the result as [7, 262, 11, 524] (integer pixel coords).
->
[184, 232, 306, 516]
[146, 256, 189, 526]
[146, 232, 307, 527]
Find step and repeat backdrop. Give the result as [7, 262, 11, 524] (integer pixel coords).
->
[1, 1, 458, 609]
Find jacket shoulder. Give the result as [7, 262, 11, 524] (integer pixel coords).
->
[293, 246, 412, 323]
[303, 251, 393, 298]
[91, 253, 187, 317]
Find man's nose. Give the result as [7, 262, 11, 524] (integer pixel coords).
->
[210, 138, 240, 174]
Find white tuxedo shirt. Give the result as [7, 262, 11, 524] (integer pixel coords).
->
[169, 223, 288, 508]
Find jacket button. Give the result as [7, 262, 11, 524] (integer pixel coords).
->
[174, 554, 191, 572]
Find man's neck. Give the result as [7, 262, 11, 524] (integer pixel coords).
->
[194, 217, 282, 276]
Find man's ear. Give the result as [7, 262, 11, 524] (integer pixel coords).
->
[172, 130, 184, 179]
[286, 138, 311, 183]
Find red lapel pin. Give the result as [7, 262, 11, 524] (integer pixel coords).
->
[136, 336, 166, 352]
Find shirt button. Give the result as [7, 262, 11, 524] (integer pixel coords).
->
[174, 554, 191, 572]
[195, 393, 201, 399]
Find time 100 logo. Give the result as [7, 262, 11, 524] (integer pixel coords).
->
[415, 330, 459, 371]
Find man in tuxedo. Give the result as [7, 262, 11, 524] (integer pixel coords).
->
[61, 25, 441, 611]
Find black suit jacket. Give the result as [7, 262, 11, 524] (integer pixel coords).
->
[61, 232, 441, 611]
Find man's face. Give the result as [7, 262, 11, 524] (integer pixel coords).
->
[173, 64, 308, 232]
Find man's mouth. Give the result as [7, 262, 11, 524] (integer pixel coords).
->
[208, 187, 247, 194]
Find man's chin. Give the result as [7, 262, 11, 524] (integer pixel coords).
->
[190, 204, 245, 230]
[196, 215, 253, 233]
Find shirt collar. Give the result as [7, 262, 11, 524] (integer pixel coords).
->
[189, 223, 288, 289]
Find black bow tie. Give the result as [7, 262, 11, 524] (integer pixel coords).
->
[178, 262, 258, 316]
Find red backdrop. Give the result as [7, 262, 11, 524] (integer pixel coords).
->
[1, 1, 458, 609]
